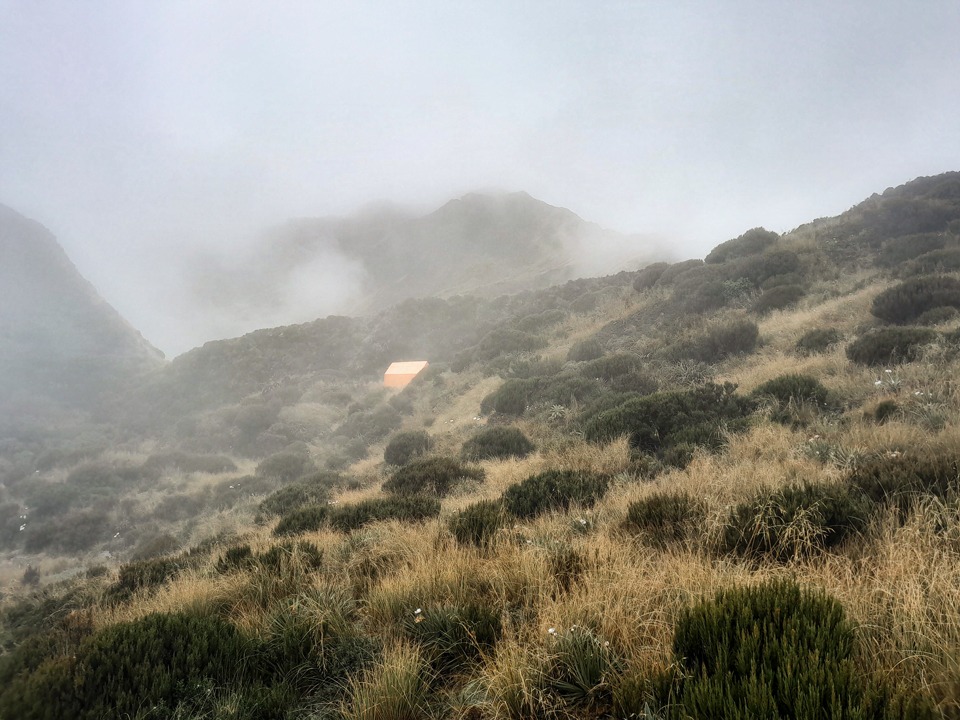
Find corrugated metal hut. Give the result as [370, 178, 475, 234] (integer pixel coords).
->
[383, 360, 429, 389]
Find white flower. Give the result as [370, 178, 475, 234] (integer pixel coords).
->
[414, 608, 422, 615]
[19, 524, 26, 532]
[885, 369, 893, 374]
[578, 518, 587, 526]
[874, 380, 883, 386]
[548, 627, 556, 635]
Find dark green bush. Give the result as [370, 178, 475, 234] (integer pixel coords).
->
[461, 427, 535, 461]
[23, 508, 112, 554]
[384, 430, 432, 466]
[902, 247, 960, 276]
[579, 353, 641, 380]
[335, 404, 403, 443]
[846, 327, 938, 365]
[847, 454, 960, 511]
[0, 611, 253, 720]
[720, 483, 871, 562]
[876, 232, 946, 268]
[671, 579, 933, 719]
[796, 327, 842, 354]
[751, 284, 805, 314]
[383, 456, 484, 497]
[448, 499, 507, 547]
[105, 555, 191, 602]
[670, 319, 760, 364]
[481, 378, 534, 415]
[916, 305, 959, 325]
[567, 338, 604, 362]
[752, 374, 833, 425]
[328, 495, 441, 532]
[216, 543, 256, 573]
[583, 383, 754, 456]
[654, 259, 705, 287]
[502, 470, 609, 519]
[257, 472, 341, 519]
[871, 275, 960, 324]
[625, 491, 705, 547]
[633, 262, 670, 291]
[273, 505, 329, 537]
[872, 400, 900, 424]
[255, 452, 316, 482]
[704, 227, 779, 264]
[475, 328, 548, 361]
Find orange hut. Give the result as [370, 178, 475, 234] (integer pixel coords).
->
[383, 360, 429, 389]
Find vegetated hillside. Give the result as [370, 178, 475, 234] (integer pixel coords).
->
[191, 190, 662, 331]
[0, 204, 163, 425]
[4, 172, 960, 718]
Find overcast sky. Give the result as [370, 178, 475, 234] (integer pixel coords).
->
[2, 1, 959, 355]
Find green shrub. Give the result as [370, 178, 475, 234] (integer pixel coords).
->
[567, 339, 604, 362]
[584, 382, 754, 455]
[902, 247, 960, 276]
[871, 275, 960, 324]
[273, 505, 329, 537]
[633, 262, 670, 291]
[720, 483, 871, 562]
[335, 404, 403, 443]
[751, 284, 805, 314]
[23, 508, 112, 554]
[383, 456, 484, 497]
[502, 470, 609, 519]
[106, 555, 191, 602]
[216, 543, 256, 573]
[328, 495, 441, 532]
[704, 227, 779, 264]
[255, 452, 316, 482]
[916, 305, 959, 325]
[671, 319, 760, 364]
[876, 232, 946, 268]
[625, 491, 705, 547]
[873, 400, 900, 424]
[579, 353, 641, 380]
[654, 259, 704, 287]
[448, 499, 507, 548]
[796, 327, 842, 354]
[846, 327, 938, 365]
[0, 611, 253, 720]
[671, 579, 933, 719]
[257, 473, 340, 519]
[384, 430, 432, 466]
[752, 374, 833, 426]
[475, 328, 548, 361]
[481, 378, 534, 415]
[847, 454, 960, 511]
[461, 427, 535, 461]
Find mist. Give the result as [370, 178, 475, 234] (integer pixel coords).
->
[2, 0, 960, 356]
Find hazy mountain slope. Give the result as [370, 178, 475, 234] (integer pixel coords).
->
[0, 204, 163, 417]
[191, 191, 661, 332]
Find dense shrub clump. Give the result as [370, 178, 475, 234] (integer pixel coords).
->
[670, 580, 932, 718]
[751, 284, 805, 314]
[255, 452, 315, 482]
[870, 275, 960, 324]
[327, 495, 441, 532]
[502, 470, 609, 519]
[752, 374, 833, 425]
[704, 227, 779, 264]
[384, 430, 432, 466]
[382, 456, 483, 497]
[847, 454, 960, 511]
[461, 426, 535, 461]
[257, 471, 342, 519]
[567, 338, 604, 362]
[796, 327, 841, 354]
[670, 319, 760, 364]
[584, 382, 754, 456]
[846, 327, 938, 365]
[579, 353, 641, 380]
[632, 262, 670, 291]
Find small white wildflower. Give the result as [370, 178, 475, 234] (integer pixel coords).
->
[229, 485, 234, 489]
[578, 518, 587, 526]
[604, 641, 610, 647]
[548, 627, 556, 635]
[114, 532, 120, 538]
[414, 608, 422, 615]
[885, 369, 893, 374]
[874, 380, 883, 386]
[19, 524, 26, 532]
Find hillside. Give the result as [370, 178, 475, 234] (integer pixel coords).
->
[0, 204, 164, 426]
[3, 172, 960, 718]
[190, 191, 661, 333]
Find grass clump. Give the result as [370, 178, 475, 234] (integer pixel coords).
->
[670, 318, 760, 364]
[720, 482, 871, 562]
[461, 426, 535, 461]
[273, 505, 329, 537]
[846, 327, 938, 365]
[448, 499, 508, 548]
[502, 470, 609, 519]
[329, 495, 442, 533]
[383, 456, 484, 497]
[404, 603, 503, 676]
[624, 491, 705, 547]
[257, 471, 342, 519]
[384, 430, 432, 466]
[670, 579, 933, 718]
[847, 454, 960, 511]
[547, 625, 622, 710]
[342, 642, 430, 720]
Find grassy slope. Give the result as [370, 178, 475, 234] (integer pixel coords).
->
[4, 173, 960, 717]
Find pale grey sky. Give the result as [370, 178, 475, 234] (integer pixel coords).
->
[2, 1, 959, 355]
